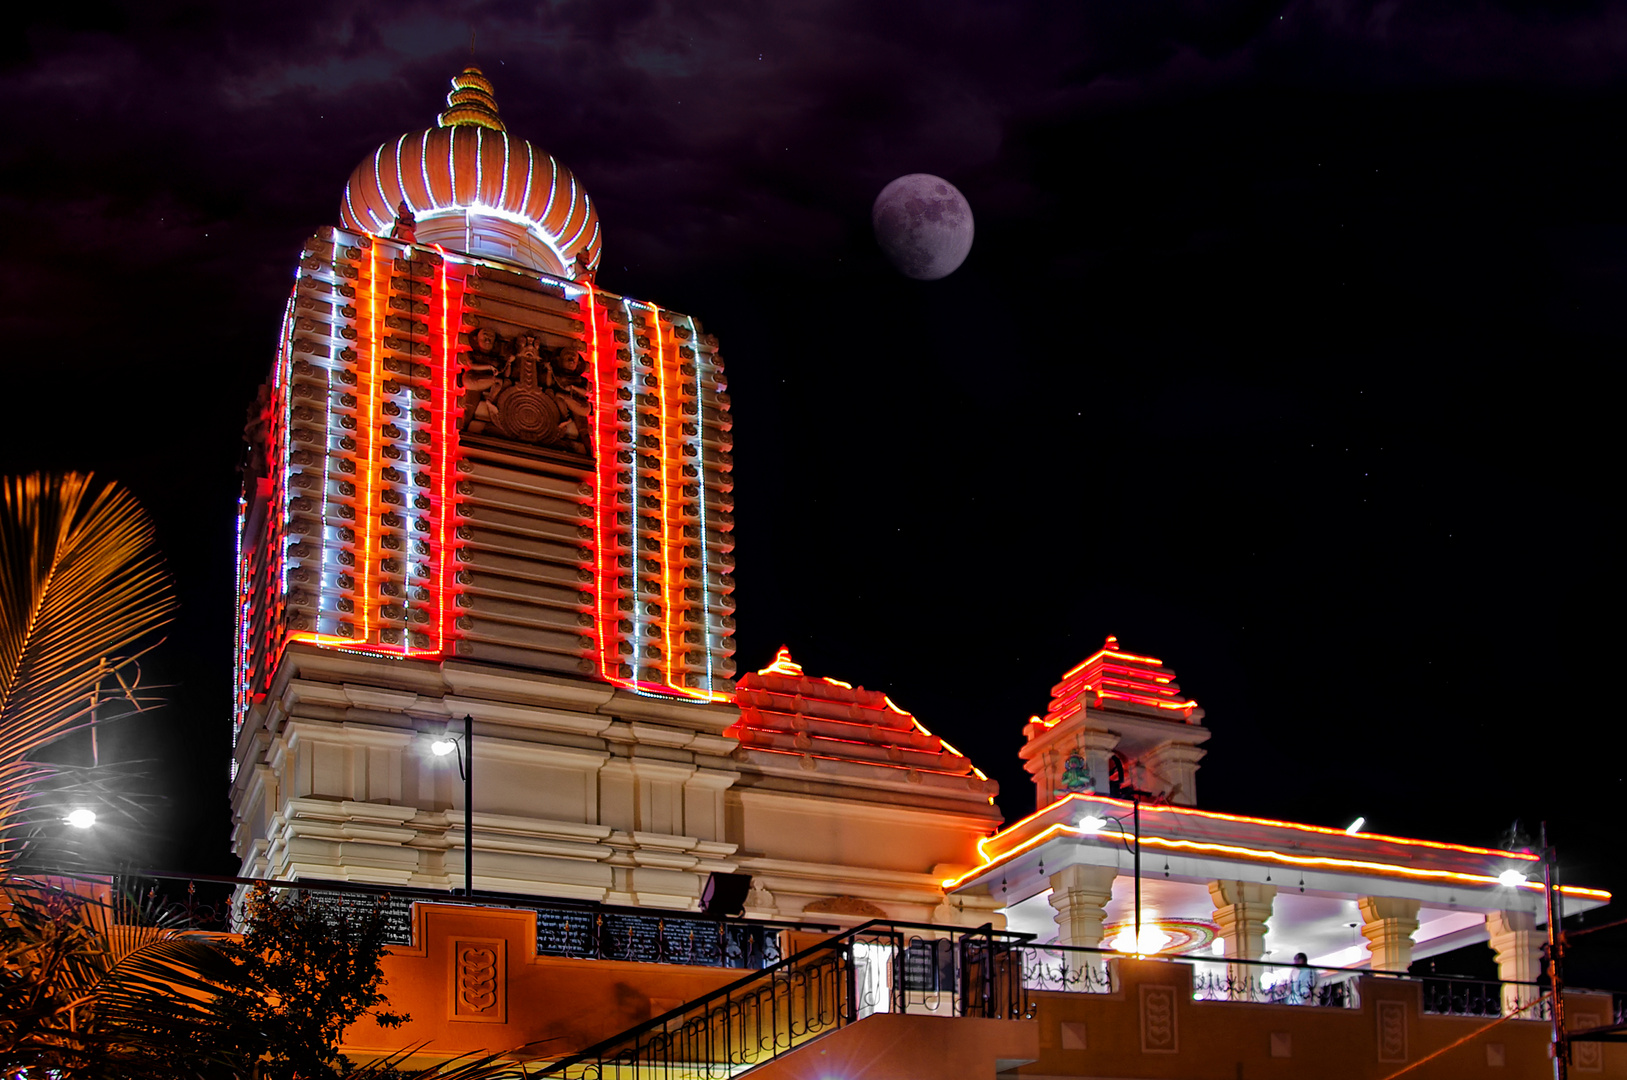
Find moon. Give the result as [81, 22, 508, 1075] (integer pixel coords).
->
[871, 174, 974, 280]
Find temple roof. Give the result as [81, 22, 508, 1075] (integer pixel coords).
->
[728, 647, 997, 799]
[338, 65, 602, 279]
[1038, 635, 1204, 729]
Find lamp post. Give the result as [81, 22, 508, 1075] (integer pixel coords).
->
[1081, 786, 1149, 954]
[431, 714, 473, 896]
[1542, 822, 1567, 1080]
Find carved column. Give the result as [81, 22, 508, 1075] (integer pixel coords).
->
[1049, 864, 1119, 948]
[1486, 910, 1542, 1013]
[1080, 731, 1122, 796]
[1140, 741, 1206, 806]
[1358, 896, 1421, 972]
[1208, 880, 1276, 961]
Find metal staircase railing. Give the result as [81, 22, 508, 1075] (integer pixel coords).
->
[534, 920, 1033, 1079]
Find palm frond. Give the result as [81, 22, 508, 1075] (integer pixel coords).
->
[0, 473, 176, 872]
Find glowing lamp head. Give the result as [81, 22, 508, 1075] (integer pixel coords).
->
[1076, 814, 1107, 834]
[1110, 924, 1172, 956]
[430, 738, 457, 757]
[1345, 817, 1365, 835]
[65, 808, 97, 829]
[1498, 869, 1528, 888]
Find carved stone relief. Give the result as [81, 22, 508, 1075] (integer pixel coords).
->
[1138, 984, 1178, 1053]
[1376, 1000, 1407, 1063]
[449, 937, 507, 1022]
[459, 325, 592, 456]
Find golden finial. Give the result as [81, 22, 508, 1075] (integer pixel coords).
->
[437, 65, 505, 131]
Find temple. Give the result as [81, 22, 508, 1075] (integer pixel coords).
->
[229, 65, 1000, 924]
[226, 65, 1624, 1077]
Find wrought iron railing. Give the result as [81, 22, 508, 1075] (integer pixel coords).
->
[1019, 944, 1118, 995]
[1416, 974, 1552, 1020]
[535, 921, 1033, 1079]
[1189, 959, 1362, 1008]
[95, 871, 818, 971]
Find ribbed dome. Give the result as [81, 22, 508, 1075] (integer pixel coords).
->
[339, 66, 602, 279]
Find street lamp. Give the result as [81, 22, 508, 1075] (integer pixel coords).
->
[1080, 790, 1151, 954]
[429, 715, 473, 897]
[64, 807, 97, 829]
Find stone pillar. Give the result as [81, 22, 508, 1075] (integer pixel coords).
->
[1080, 731, 1121, 796]
[1486, 910, 1543, 1013]
[1140, 741, 1206, 806]
[1358, 897, 1421, 972]
[1208, 880, 1276, 960]
[1049, 864, 1119, 948]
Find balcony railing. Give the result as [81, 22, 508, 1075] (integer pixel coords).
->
[537, 921, 1033, 1080]
[1012, 941, 1560, 1020]
[99, 871, 826, 972]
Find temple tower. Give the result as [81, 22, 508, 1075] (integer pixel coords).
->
[1019, 636, 1210, 808]
[228, 66, 998, 922]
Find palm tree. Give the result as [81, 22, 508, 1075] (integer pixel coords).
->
[0, 472, 176, 873]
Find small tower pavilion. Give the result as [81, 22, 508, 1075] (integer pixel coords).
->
[1021, 636, 1210, 808]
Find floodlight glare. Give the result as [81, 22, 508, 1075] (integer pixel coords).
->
[65, 808, 97, 829]
[1498, 869, 1528, 888]
[430, 738, 457, 757]
[1076, 814, 1107, 834]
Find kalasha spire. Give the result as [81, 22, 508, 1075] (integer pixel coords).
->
[339, 63, 602, 278]
[437, 65, 505, 131]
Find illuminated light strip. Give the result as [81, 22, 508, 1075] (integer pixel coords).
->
[562, 190, 592, 252]
[759, 646, 803, 676]
[278, 296, 296, 595]
[232, 495, 247, 749]
[624, 299, 641, 686]
[586, 286, 621, 685]
[473, 127, 482, 202]
[650, 305, 685, 694]
[1061, 647, 1166, 680]
[395, 135, 410, 214]
[939, 820, 1611, 900]
[434, 254, 463, 657]
[563, 176, 578, 239]
[398, 279, 414, 657]
[980, 793, 1545, 865]
[585, 221, 602, 267]
[447, 129, 458, 208]
[362, 243, 380, 643]
[417, 201, 571, 269]
[421, 133, 437, 211]
[321, 246, 337, 631]
[498, 131, 510, 206]
[540, 156, 558, 227]
[650, 307, 689, 696]
[372, 145, 390, 227]
[688, 317, 713, 693]
[520, 142, 535, 213]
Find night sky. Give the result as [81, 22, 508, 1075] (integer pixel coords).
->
[2, 2, 1623, 981]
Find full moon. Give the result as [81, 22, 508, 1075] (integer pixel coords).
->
[871, 174, 974, 280]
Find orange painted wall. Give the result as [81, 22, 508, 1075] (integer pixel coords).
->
[748, 1014, 1040, 1080]
[342, 903, 754, 1063]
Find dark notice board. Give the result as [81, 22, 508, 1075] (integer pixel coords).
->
[535, 906, 778, 969]
[297, 889, 415, 947]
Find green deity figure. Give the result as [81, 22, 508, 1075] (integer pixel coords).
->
[1057, 752, 1091, 795]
